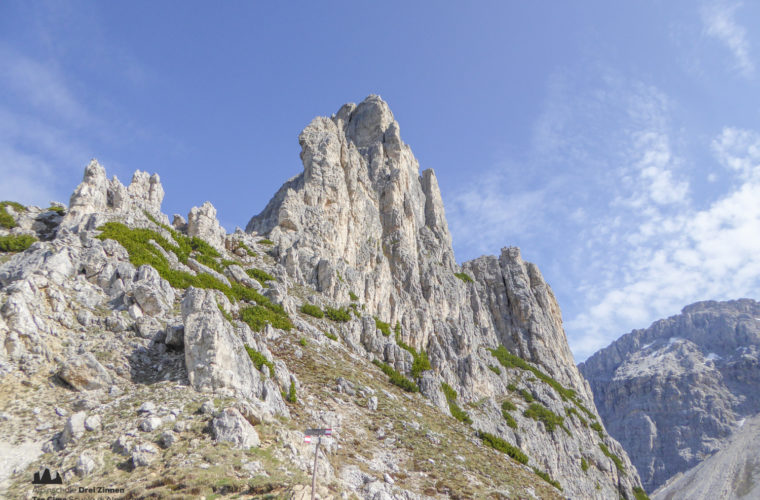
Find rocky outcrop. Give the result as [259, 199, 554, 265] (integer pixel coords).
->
[580, 299, 760, 493]
[247, 95, 643, 499]
[652, 412, 760, 500]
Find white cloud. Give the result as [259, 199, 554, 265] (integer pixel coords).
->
[570, 127, 760, 359]
[701, 1, 755, 77]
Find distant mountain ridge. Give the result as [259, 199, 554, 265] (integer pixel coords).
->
[580, 299, 760, 494]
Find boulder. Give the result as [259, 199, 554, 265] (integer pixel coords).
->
[211, 408, 260, 449]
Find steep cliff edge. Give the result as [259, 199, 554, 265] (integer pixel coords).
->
[579, 299, 760, 493]
[0, 95, 645, 498]
[248, 95, 644, 498]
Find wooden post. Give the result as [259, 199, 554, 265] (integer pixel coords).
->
[311, 435, 321, 500]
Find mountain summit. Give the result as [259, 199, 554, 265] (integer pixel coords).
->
[0, 96, 645, 499]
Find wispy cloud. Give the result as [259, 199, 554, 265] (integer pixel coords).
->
[0, 47, 93, 204]
[701, 1, 755, 77]
[447, 68, 760, 361]
[570, 127, 760, 359]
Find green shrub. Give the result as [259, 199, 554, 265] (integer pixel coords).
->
[503, 412, 518, 429]
[236, 241, 256, 256]
[489, 346, 577, 402]
[581, 457, 589, 473]
[0, 234, 37, 252]
[523, 403, 567, 434]
[300, 303, 324, 318]
[374, 317, 391, 336]
[217, 303, 234, 323]
[441, 383, 472, 424]
[477, 431, 528, 465]
[599, 443, 625, 472]
[372, 360, 419, 392]
[507, 383, 518, 392]
[532, 468, 562, 491]
[590, 421, 605, 439]
[454, 272, 473, 283]
[299, 338, 307, 347]
[46, 205, 65, 215]
[244, 345, 274, 377]
[286, 380, 297, 403]
[0, 201, 25, 229]
[349, 291, 358, 301]
[488, 364, 501, 375]
[240, 304, 292, 332]
[325, 306, 351, 322]
[519, 389, 534, 403]
[633, 486, 650, 500]
[394, 321, 402, 341]
[501, 400, 517, 412]
[566, 407, 588, 427]
[259, 238, 274, 245]
[221, 259, 238, 268]
[410, 349, 431, 378]
[325, 332, 338, 341]
[246, 268, 275, 285]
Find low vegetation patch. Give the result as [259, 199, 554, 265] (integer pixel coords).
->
[325, 306, 351, 322]
[285, 380, 297, 403]
[349, 291, 358, 301]
[633, 486, 650, 500]
[599, 442, 625, 473]
[590, 421, 605, 439]
[519, 389, 534, 403]
[523, 403, 569, 435]
[324, 332, 338, 341]
[488, 364, 501, 375]
[454, 272, 474, 283]
[299, 338, 307, 347]
[566, 407, 588, 427]
[46, 205, 65, 215]
[244, 345, 275, 377]
[300, 303, 324, 318]
[246, 268, 275, 285]
[441, 383, 472, 424]
[501, 400, 517, 412]
[532, 468, 562, 491]
[374, 317, 391, 336]
[0, 234, 36, 252]
[236, 241, 256, 256]
[240, 304, 292, 332]
[217, 303, 234, 323]
[258, 238, 274, 245]
[0, 201, 25, 229]
[581, 457, 589, 473]
[372, 360, 419, 392]
[477, 431, 528, 465]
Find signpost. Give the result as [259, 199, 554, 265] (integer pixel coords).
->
[304, 428, 332, 500]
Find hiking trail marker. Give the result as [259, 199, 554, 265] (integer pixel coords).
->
[304, 428, 332, 500]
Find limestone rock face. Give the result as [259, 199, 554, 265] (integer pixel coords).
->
[652, 412, 760, 500]
[65, 159, 167, 229]
[211, 407, 261, 448]
[246, 95, 643, 499]
[180, 287, 289, 417]
[187, 201, 226, 251]
[580, 299, 760, 492]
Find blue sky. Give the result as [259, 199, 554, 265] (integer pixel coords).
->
[2, 1, 759, 361]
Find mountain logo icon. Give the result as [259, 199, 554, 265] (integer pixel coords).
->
[32, 468, 62, 484]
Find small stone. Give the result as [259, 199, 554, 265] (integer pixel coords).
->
[137, 401, 156, 414]
[368, 396, 378, 411]
[109, 385, 123, 397]
[384, 473, 394, 484]
[76, 452, 96, 476]
[200, 400, 216, 415]
[32, 407, 41, 415]
[139, 417, 162, 432]
[112, 435, 132, 456]
[173, 421, 187, 433]
[60, 411, 86, 447]
[160, 431, 176, 448]
[131, 443, 159, 467]
[211, 408, 260, 449]
[55, 407, 67, 417]
[84, 415, 101, 431]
